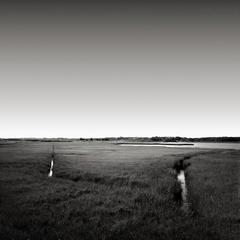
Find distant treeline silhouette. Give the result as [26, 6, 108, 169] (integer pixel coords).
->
[150, 136, 240, 143]
[1, 136, 240, 143]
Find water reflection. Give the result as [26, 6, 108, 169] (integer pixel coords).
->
[48, 159, 54, 177]
[177, 170, 189, 212]
[120, 142, 240, 149]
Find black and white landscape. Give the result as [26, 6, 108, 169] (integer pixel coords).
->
[0, 1, 239, 239]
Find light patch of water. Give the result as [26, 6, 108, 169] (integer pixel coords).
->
[120, 144, 193, 147]
[177, 170, 189, 212]
[48, 159, 54, 177]
[120, 142, 240, 149]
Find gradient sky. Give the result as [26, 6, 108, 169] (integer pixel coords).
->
[0, 1, 239, 138]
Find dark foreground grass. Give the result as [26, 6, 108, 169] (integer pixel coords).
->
[0, 142, 239, 240]
[186, 150, 240, 240]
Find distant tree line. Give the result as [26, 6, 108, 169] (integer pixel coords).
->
[150, 136, 240, 143]
[1, 136, 240, 143]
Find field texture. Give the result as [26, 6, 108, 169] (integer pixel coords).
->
[0, 142, 239, 240]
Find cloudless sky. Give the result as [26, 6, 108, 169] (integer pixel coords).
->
[0, 1, 239, 138]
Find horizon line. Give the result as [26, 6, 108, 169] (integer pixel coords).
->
[1, 136, 240, 139]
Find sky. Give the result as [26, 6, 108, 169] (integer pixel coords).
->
[0, 0, 239, 138]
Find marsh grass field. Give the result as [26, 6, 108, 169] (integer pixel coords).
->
[0, 141, 239, 240]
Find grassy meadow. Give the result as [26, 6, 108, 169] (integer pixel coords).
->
[0, 141, 239, 239]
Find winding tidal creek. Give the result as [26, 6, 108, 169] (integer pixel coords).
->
[173, 157, 191, 213]
[48, 159, 54, 177]
[48, 145, 55, 177]
[177, 170, 189, 212]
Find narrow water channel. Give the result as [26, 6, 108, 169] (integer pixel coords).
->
[48, 159, 54, 177]
[177, 170, 189, 212]
[48, 145, 55, 177]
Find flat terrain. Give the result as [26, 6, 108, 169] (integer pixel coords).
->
[0, 142, 239, 239]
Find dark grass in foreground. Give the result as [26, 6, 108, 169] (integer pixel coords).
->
[186, 150, 240, 240]
[0, 142, 239, 240]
